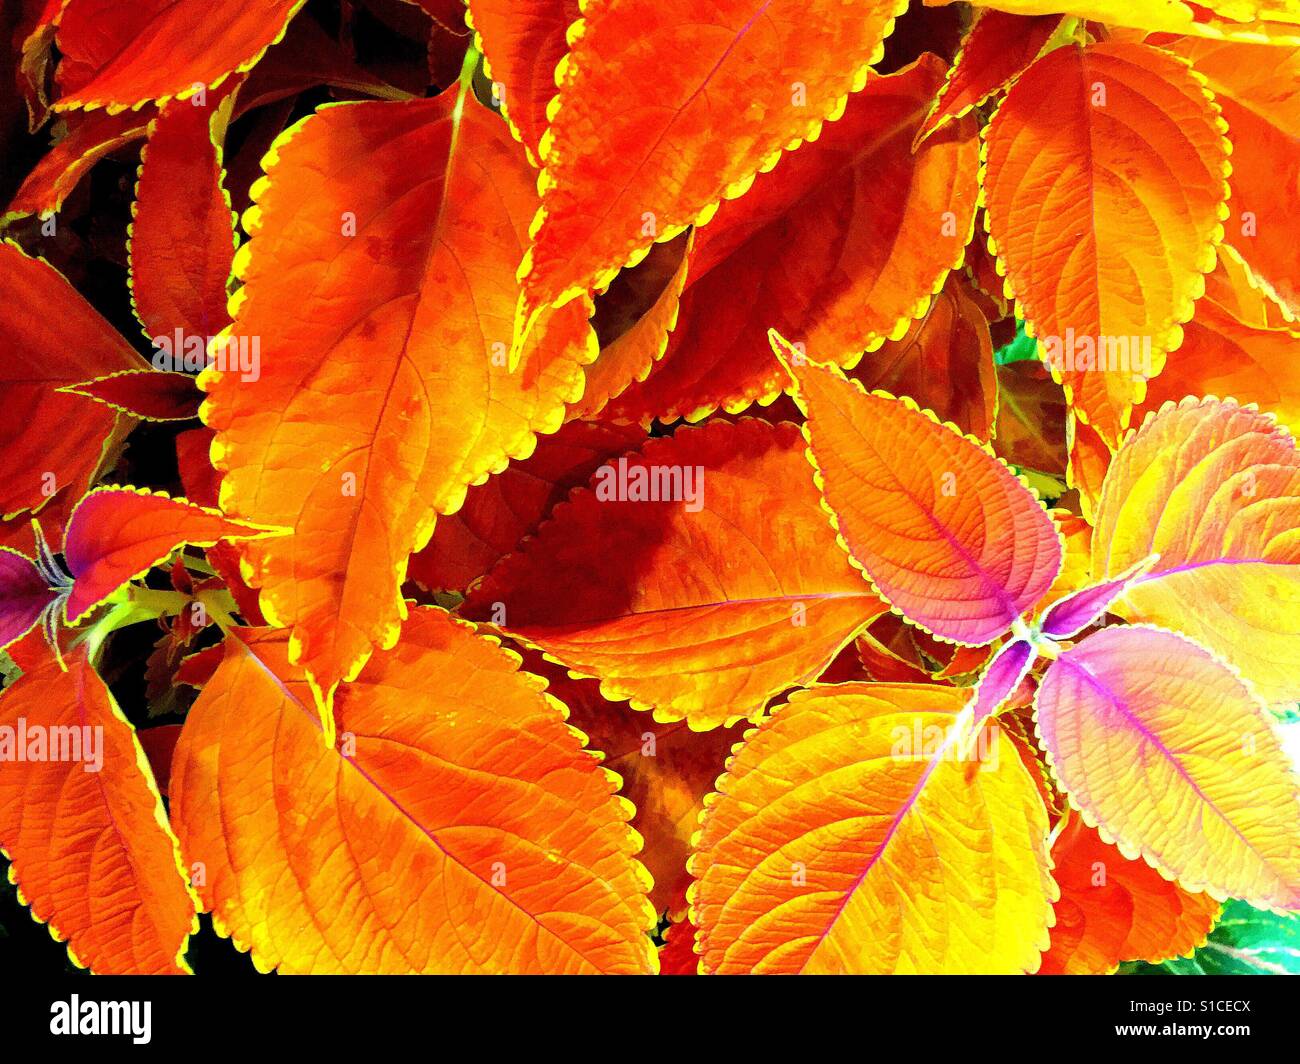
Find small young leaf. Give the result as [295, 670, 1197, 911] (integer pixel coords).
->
[776, 337, 1062, 645]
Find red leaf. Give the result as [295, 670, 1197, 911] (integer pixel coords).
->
[137, 724, 183, 797]
[62, 369, 202, 422]
[61, 487, 283, 623]
[1040, 817, 1219, 976]
[408, 420, 643, 594]
[129, 82, 240, 341]
[3, 109, 150, 223]
[0, 242, 142, 519]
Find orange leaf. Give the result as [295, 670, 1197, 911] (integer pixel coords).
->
[1039, 817, 1220, 975]
[170, 610, 657, 974]
[1066, 411, 1112, 523]
[777, 338, 1062, 645]
[0, 242, 142, 519]
[605, 56, 980, 424]
[0, 651, 197, 973]
[1036, 624, 1300, 909]
[689, 683, 1054, 973]
[61, 487, 282, 623]
[572, 232, 694, 422]
[129, 83, 239, 341]
[848, 274, 997, 440]
[1136, 265, 1300, 434]
[463, 419, 887, 729]
[515, 0, 912, 336]
[916, 9, 1063, 144]
[52, 0, 305, 112]
[408, 419, 643, 594]
[540, 661, 743, 916]
[982, 41, 1230, 445]
[466, 0, 579, 163]
[928, 0, 1300, 44]
[1090, 397, 1300, 703]
[1165, 38, 1300, 315]
[201, 90, 596, 733]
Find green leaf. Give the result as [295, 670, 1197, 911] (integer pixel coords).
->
[993, 319, 1036, 365]
[1120, 901, 1300, 975]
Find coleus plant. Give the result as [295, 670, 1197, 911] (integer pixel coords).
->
[1, 0, 1299, 975]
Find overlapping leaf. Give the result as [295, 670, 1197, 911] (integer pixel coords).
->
[847, 274, 997, 440]
[1136, 262, 1300, 434]
[778, 338, 1062, 645]
[52, 0, 305, 112]
[916, 9, 1062, 143]
[129, 83, 239, 341]
[408, 419, 642, 593]
[0, 652, 197, 974]
[994, 360, 1067, 476]
[572, 233, 694, 422]
[540, 662, 743, 916]
[15, 0, 61, 128]
[3, 109, 151, 223]
[61, 487, 280, 623]
[63, 369, 203, 422]
[0, 242, 142, 520]
[689, 683, 1054, 973]
[170, 609, 657, 974]
[201, 89, 596, 730]
[606, 57, 980, 424]
[937, 0, 1300, 43]
[1036, 624, 1300, 909]
[466, 0, 579, 163]
[1090, 397, 1300, 703]
[1040, 817, 1220, 975]
[1126, 900, 1300, 974]
[463, 419, 887, 729]
[514, 0, 912, 339]
[1167, 38, 1300, 316]
[983, 41, 1230, 445]
[969, 638, 1036, 724]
